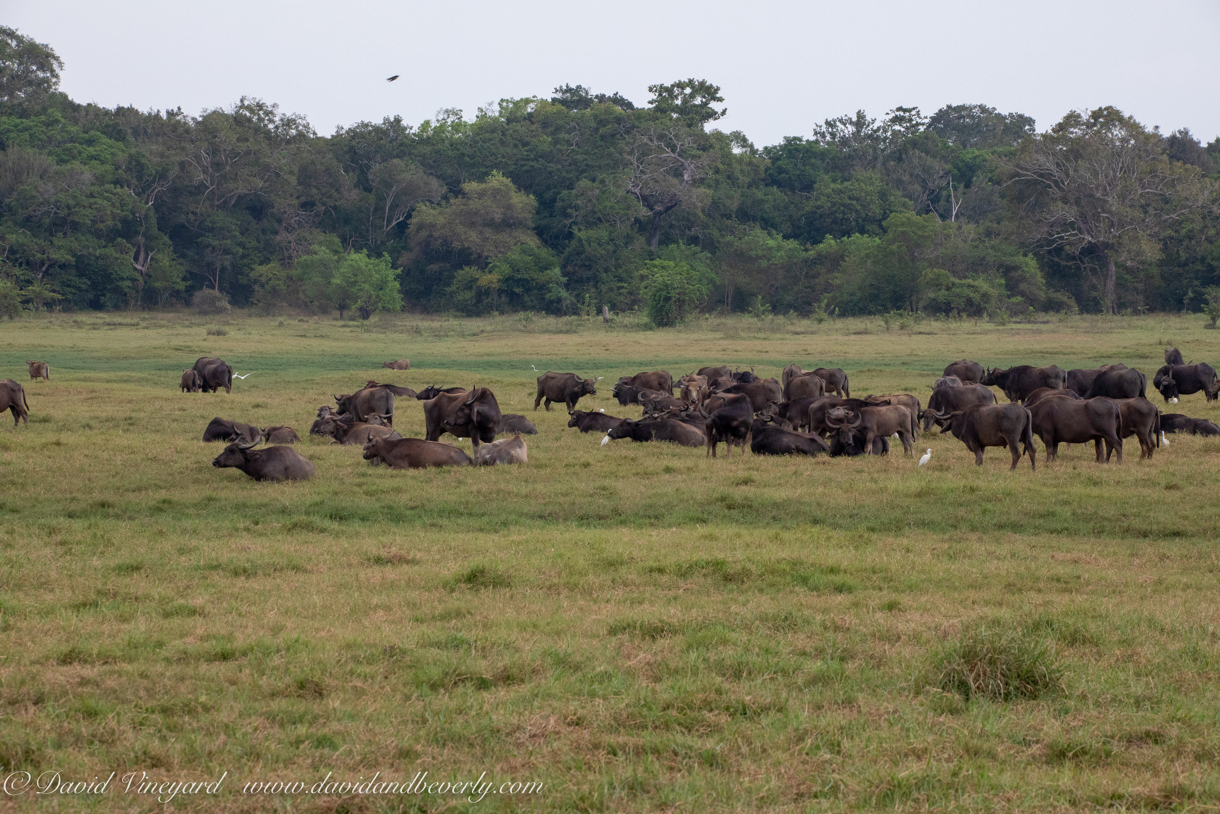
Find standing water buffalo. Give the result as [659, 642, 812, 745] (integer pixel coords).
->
[865, 394, 924, 436]
[1153, 363, 1219, 403]
[202, 417, 261, 443]
[180, 369, 202, 393]
[721, 377, 783, 413]
[335, 386, 395, 425]
[981, 365, 1067, 403]
[192, 357, 233, 394]
[933, 376, 962, 389]
[825, 405, 915, 456]
[363, 436, 471, 469]
[617, 371, 674, 395]
[427, 386, 501, 450]
[535, 372, 598, 411]
[474, 435, 528, 466]
[943, 360, 985, 384]
[1083, 365, 1146, 400]
[702, 392, 754, 458]
[1, 379, 29, 426]
[415, 385, 466, 401]
[811, 368, 850, 398]
[941, 403, 1036, 471]
[783, 374, 826, 402]
[1028, 397, 1122, 463]
[923, 385, 997, 431]
[212, 440, 316, 481]
[1023, 388, 1082, 407]
[382, 359, 411, 370]
[27, 361, 49, 381]
[1112, 398, 1160, 459]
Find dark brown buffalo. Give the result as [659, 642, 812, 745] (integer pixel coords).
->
[568, 409, 625, 433]
[617, 371, 673, 395]
[828, 427, 889, 457]
[606, 418, 705, 447]
[764, 397, 821, 432]
[981, 365, 1067, 403]
[382, 359, 411, 370]
[1065, 365, 1120, 397]
[806, 397, 874, 437]
[474, 435, 528, 466]
[703, 392, 754, 458]
[750, 425, 829, 457]
[943, 359, 984, 384]
[416, 385, 466, 400]
[611, 381, 647, 405]
[212, 440, 316, 481]
[1165, 347, 1185, 366]
[781, 364, 805, 387]
[1085, 366, 1146, 400]
[1, 379, 29, 426]
[427, 386, 501, 450]
[721, 377, 782, 413]
[1028, 397, 1122, 463]
[1160, 414, 1220, 436]
[192, 356, 233, 394]
[640, 392, 687, 416]
[261, 425, 301, 445]
[696, 365, 732, 381]
[202, 417, 260, 443]
[783, 373, 826, 402]
[942, 403, 1036, 470]
[335, 386, 395, 425]
[364, 381, 418, 398]
[497, 414, 537, 435]
[180, 369, 202, 393]
[1112, 398, 1160, 459]
[363, 436, 472, 469]
[811, 368, 850, 398]
[923, 385, 997, 431]
[933, 376, 962, 389]
[27, 361, 49, 381]
[1023, 388, 1083, 407]
[536, 371, 598, 411]
[865, 394, 923, 436]
[644, 405, 708, 430]
[732, 368, 759, 383]
[825, 405, 915, 456]
[1153, 363, 1219, 403]
[316, 416, 398, 445]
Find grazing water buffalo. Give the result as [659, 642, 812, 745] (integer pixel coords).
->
[1085, 365, 1146, 400]
[212, 440, 316, 481]
[335, 386, 395, 425]
[1065, 365, 1114, 397]
[27, 361, 49, 381]
[942, 403, 1036, 470]
[535, 372, 598, 411]
[427, 386, 501, 450]
[474, 435, 528, 466]
[923, 385, 997, 431]
[1153, 363, 1219, 403]
[416, 385, 466, 400]
[943, 360, 985, 384]
[750, 425, 829, 457]
[1029, 397, 1122, 463]
[202, 417, 261, 443]
[1, 379, 29, 426]
[1165, 347, 1185, 366]
[811, 368, 850, 398]
[1023, 388, 1083, 407]
[382, 359, 411, 370]
[618, 371, 674, 395]
[703, 393, 754, 458]
[192, 357, 233, 394]
[363, 436, 472, 469]
[1112, 398, 1160, 459]
[261, 426, 301, 445]
[721, 378, 783, 413]
[180, 369, 202, 393]
[606, 418, 705, 447]
[981, 365, 1067, 403]
[568, 409, 625, 433]
[826, 405, 915, 456]
[1160, 414, 1220, 436]
[783, 373, 826, 402]
[497, 414, 537, 435]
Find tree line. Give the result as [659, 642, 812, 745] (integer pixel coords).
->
[1, 26, 1217, 322]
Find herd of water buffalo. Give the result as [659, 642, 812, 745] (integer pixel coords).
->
[163, 346, 1220, 483]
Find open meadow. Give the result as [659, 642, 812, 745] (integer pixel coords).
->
[1, 311, 1219, 813]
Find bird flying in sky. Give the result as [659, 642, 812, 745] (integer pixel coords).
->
[387, 75, 399, 82]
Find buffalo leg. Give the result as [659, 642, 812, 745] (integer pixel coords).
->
[1095, 438, 1105, 463]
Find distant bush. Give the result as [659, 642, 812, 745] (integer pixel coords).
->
[0, 280, 20, 319]
[191, 289, 231, 315]
[929, 623, 1062, 702]
[1042, 290, 1079, 314]
[206, 326, 228, 336]
[1203, 287, 1220, 329]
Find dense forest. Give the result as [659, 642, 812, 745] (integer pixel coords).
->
[1, 27, 1218, 323]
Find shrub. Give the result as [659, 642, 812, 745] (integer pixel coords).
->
[191, 289, 231, 315]
[0, 280, 20, 319]
[929, 623, 1062, 702]
[640, 260, 709, 327]
[1203, 287, 1220, 329]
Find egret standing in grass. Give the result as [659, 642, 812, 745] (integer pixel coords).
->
[918, 448, 932, 467]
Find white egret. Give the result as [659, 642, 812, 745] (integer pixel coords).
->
[918, 448, 932, 467]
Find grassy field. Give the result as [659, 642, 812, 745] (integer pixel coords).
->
[1, 310, 1219, 813]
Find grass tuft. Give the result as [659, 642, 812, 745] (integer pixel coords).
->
[930, 623, 1062, 702]
[451, 564, 512, 589]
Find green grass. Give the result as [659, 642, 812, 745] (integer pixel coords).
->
[1, 310, 1219, 812]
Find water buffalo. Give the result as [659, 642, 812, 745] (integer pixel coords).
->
[426, 386, 501, 450]
[474, 435, 528, 466]
[180, 369, 202, 393]
[933, 376, 962, 389]
[192, 357, 233, 394]
[382, 359, 411, 370]
[1165, 347, 1185, 366]
[497, 414, 537, 435]
[363, 436, 472, 469]
[1065, 365, 1118, 397]
[783, 373, 826, 402]
[27, 361, 49, 381]
[212, 440, 316, 481]
[865, 394, 923, 436]
[416, 385, 466, 400]
[606, 418, 705, 447]
[316, 416, 398, 445]
[825, 404, 915, 456]
[335, 386, 396, 425]
[678, 374, 708, 405]
[536, 371, 598, 411]
[1153, 363, 1218, 403]
[617, 371, 674, 395]
[732, 368, 759, 384]
[941, 402, 1036, 470]
[923, 385, 997, 431]
[703, 392, 754, 458]
[721, 378, 783, 413]
[943, 360, 984, 384]
[1023, 388, 1083, 407]
[750, 425, 829, 457]
[568, 409, 625, 433]
[806, 397, 875, 437]
[611, 381, 647, 405]
[828, 427, 890, 457]
[763, 397, 822, 432]
[1085, 366, 1146, 400]
[364, 381, 418, 398]
[981, 365, 1067, 403]
[811, 368, 850, 398]
[261, 426, 301, 445]
[697, 365, 732, 381]
[202, 417, 261, 443]
[1, 379, 29, 426]
[1112, 398, 1159, 459]
[1028, 397, 1122, 463]
[1160, 414, 1220, 436]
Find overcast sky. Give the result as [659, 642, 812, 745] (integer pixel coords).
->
[7, 0, 1220, 146]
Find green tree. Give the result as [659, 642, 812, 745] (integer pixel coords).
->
[331, 251, 402, 319]
[639, 259, 710, 326]
[647, 79, 726, 127]
[0, 278, 20, 318]
[0, 27, 62, 107]
[407, 172, 539, 266]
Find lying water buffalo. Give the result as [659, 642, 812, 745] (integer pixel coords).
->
[363, 436, 471, 469]
[1160, 414, 1220, 436]
[180, 368, 202, 393]
[1112, 397, 1159, 459]
[212, 440, 316, 481]
[923, 385, 996, 431]
[606, 418, 705, 447]
[1, 379, 29, 426]
[943, 359, 984, 384]
[315, 416, 399, 445]
[192, 356, 233, 394]
[1028, 397, 1122, 463]
[750, 425, 829, 457]
[364, 381, 418, 398]
[335, 386, 395, 425]
[261, 426, 301, 445]
[27, 361, 49, 381]
[568, 409, 625, 433]
[825, 404, 915, 456]
[940, 402, 1036, 470]
[703, 392, 753, 458]
[382, 359, 411, 370]
[763, 397, 822, 432]
[981, 365, 1067, 403]
[202, 417, 261, 443]
[806, 397, 874, 437]
[828, 427, 889, 457]
[617, 371, 674, 395]
[416, 385, 466, 400]
[1153, 363, 1219, 403]
[474, 435, 528, 466]
[427, 386, 501, 450]
[497, 414, 537, 435]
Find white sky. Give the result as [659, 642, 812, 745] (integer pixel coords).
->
[7, 0, 1220, 146]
